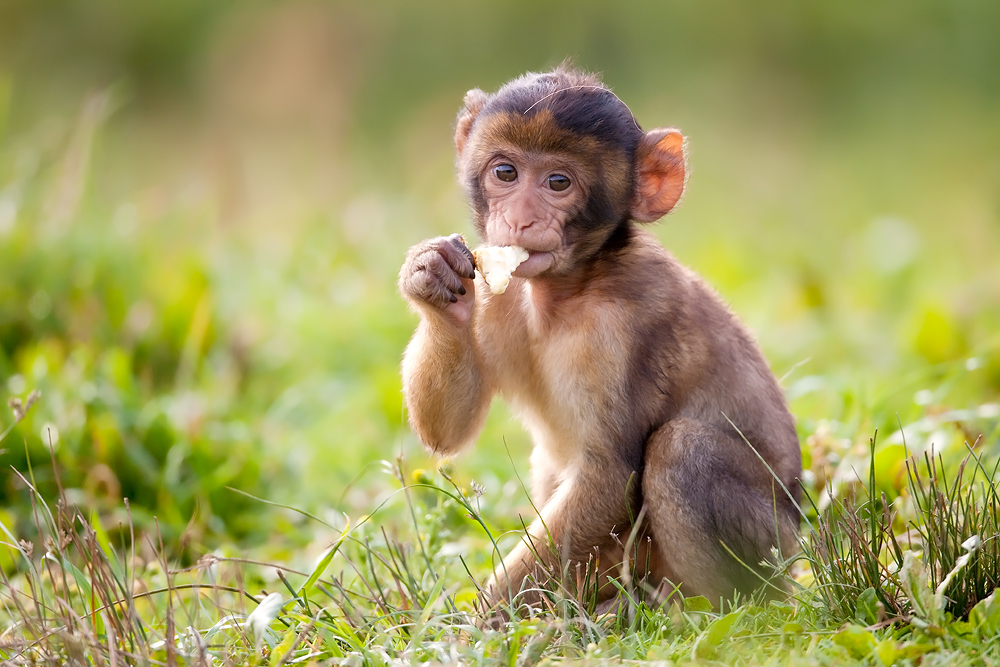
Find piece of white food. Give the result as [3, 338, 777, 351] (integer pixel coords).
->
[473, 246, 530, 295]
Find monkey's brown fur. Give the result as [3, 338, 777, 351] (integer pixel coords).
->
[399, 66, 801, 618]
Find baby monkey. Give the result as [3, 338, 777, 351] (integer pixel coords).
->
[399, 66, 801, 619]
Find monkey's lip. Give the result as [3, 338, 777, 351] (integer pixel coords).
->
[513, 251, 554, 278]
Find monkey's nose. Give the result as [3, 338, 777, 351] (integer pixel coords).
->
[509, 211, 538, 232]
[511, 217, 537, 232]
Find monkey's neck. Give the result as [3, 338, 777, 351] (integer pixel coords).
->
[523, 261, 606, 318]
[527, 262, 594, 301]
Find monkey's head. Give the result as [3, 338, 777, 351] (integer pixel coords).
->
[455, 66, 686, 279]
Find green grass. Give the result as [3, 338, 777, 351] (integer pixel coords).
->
[2, 3, 1000, 662]
[4, 406, 1000, 664]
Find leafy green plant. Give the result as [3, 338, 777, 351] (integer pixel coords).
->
[803, 435, 1000, 628]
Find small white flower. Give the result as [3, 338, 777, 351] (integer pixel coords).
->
[246, 592, 284, 644]
[979, 404, 1000, 419]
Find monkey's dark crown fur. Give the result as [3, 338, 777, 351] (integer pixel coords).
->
[480, 67, 645, 156]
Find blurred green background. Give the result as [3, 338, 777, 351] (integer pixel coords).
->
[1, 0, 998, 562]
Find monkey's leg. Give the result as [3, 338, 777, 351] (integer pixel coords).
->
[641, 419, 799, 604]
[480, 462, 637, 617]
[528, 446, 563, 507]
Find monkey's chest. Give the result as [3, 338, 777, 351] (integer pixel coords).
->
[479, 306, 628, 462]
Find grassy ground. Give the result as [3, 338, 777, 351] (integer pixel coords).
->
[4, 412, 1000, 665]
[2, 2, 1000, 664]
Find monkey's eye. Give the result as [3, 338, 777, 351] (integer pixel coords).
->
[494, 164, 518, 182]
[548, 174, 571, 191]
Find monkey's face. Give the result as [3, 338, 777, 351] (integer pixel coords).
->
[478, 145, 590, 278]
[454, 70, 687, 279]
[460, 111, 634, 278]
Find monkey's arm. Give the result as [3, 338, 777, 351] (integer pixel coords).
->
[399, 234, 492, 455]
[401, 319, 492, 455]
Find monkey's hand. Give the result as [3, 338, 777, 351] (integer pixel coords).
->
[399, 234, 477, 328]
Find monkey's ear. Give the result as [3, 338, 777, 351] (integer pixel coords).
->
[455, 88, 489, 157]
[631, 128, 687, 222]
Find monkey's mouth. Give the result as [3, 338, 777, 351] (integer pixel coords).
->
[513, 250, 555, 278]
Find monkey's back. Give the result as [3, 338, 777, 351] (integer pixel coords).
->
[618, 229, 801, 490]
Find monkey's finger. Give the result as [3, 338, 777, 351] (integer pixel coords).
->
[408, 264, 458, 307]
[424, 251, 467, 297]
[443, 234, 477, 280]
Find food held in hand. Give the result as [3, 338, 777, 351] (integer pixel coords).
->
[473, 246, 529, 295]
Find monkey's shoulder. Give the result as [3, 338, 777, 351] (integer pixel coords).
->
[590, 230, 733, 323]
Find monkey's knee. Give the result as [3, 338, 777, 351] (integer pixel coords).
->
[641, 420, 797, 601]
